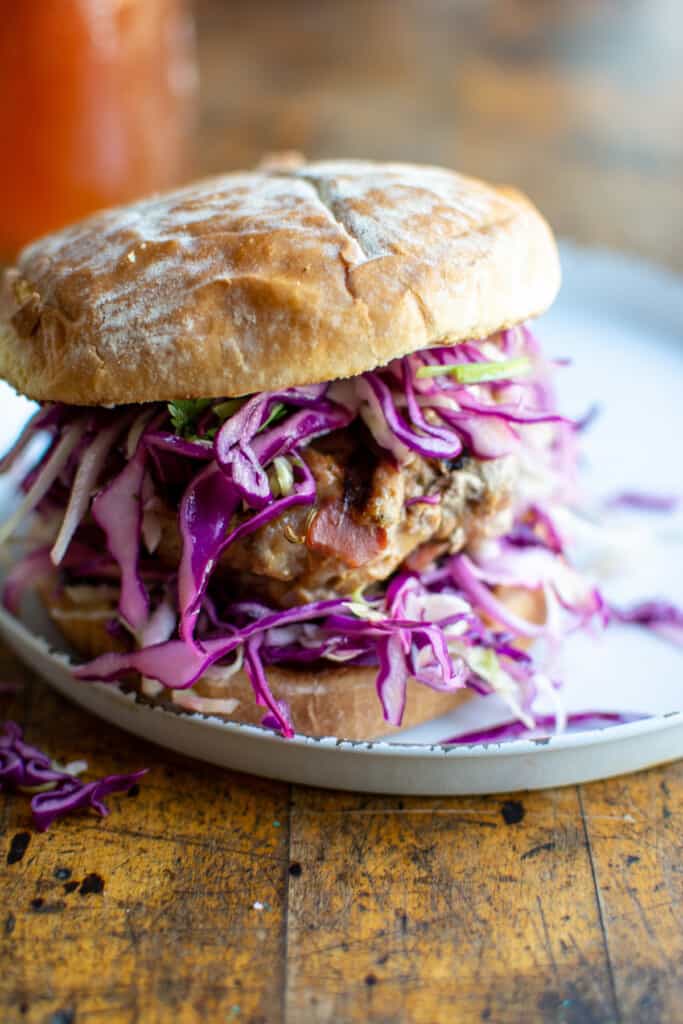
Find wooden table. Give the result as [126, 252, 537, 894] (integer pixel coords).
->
[2, 2, 683, 1021]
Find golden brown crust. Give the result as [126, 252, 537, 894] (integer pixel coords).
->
[41, 582, 545, 741]
[0, 160, 560, 405]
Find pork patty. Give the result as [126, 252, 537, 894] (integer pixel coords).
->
[154, 427, 518, 607]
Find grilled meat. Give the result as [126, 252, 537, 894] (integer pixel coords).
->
[154, 427, 518, 607]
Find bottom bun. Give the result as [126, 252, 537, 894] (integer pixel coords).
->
[41, 582, 544, 741]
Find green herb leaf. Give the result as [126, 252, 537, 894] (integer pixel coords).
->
[168, 399, 214, 436]
[260, 402, 287, 431]
[416, 356, 532, 384]
[261, 402, 287, 431]
[213, 398, 247, 422]
[169, 396, 288, 439]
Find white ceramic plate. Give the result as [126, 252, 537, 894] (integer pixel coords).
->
[0, 242, 682, 794]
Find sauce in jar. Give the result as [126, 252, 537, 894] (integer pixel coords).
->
[0, 0, 197, 258]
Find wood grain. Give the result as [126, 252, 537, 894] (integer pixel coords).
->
[1, 654, 290, 1024]
[580, 768, 683, 1022]
[285, 788, 618, 1023]
[2, 1, 683, 1021]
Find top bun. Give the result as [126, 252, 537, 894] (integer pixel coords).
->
[0, 159, 560, 406]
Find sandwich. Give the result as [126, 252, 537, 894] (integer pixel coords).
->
[0, 159, 603, 740]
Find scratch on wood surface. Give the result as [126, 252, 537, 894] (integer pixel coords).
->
[296, 806, 641, 822]
[284, 784, 618, 1023]
[0, 672, 290, 1024]
[64, 823, 289, 861]
[577, 786, 621, 1022]
[579, 767, 683, 1021]
[5, 667, 679, 1024]
[535, 895, 560, 987]
[2, 623, 683, 1023]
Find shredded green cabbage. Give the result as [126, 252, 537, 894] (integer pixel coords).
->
[416, 356, 532, 384]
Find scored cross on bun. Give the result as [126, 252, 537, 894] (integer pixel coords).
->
[0, 159, 570, 742]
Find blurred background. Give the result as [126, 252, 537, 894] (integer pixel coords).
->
[2, 0, 682, 269]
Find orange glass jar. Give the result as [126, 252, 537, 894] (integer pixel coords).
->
[0, 0, 197, 259]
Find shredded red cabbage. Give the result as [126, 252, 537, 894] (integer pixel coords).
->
[1, 324, 680, 740]
[92, 446, 149, 630]
[72, 563, 540, 730]
[178, 463, 241, 644]
[574, 403, 602, 434]
[143, 432, 214, 462]
[362, 372, 463, 459]
[2, 546, 53, 616]
[606, 491, 680, 513]
[442, 710, 648, 745]
[607, 601, 683, 647]
[0, 720, 146, 831]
